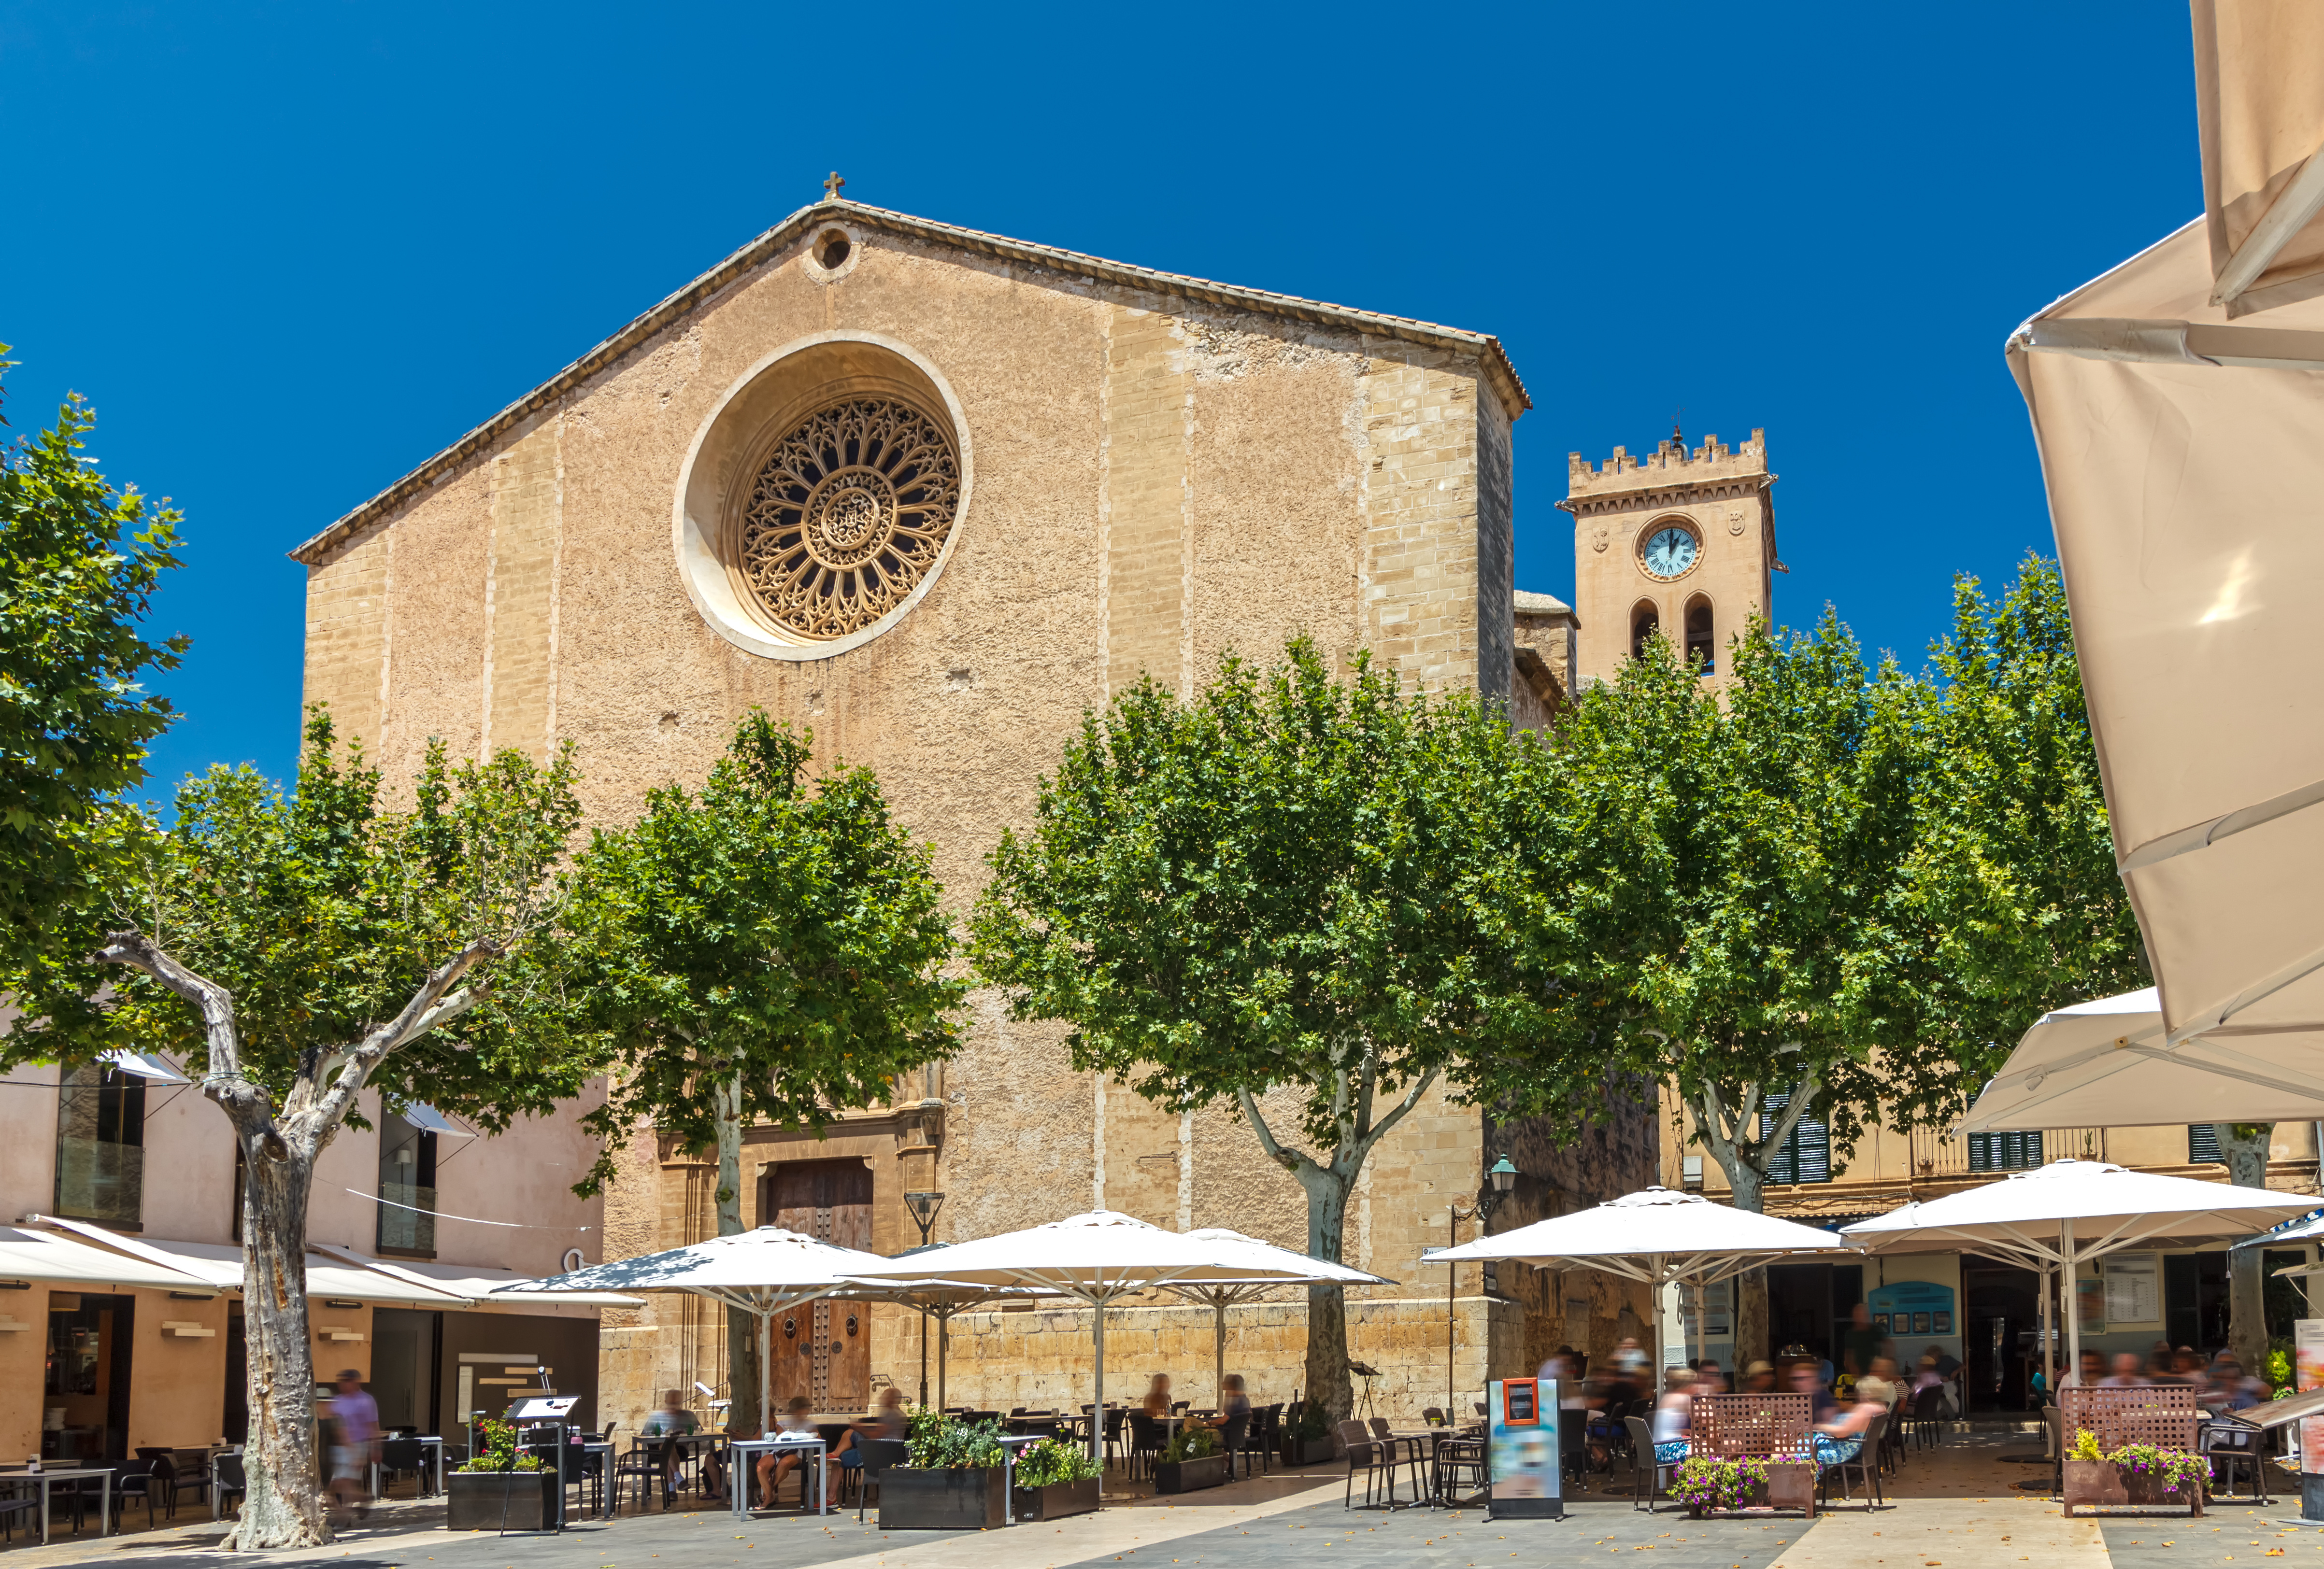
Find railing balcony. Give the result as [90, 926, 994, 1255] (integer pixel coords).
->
[377, 1182, 436, 1255]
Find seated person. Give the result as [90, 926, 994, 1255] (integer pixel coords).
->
[1787, 1359, 1839, 1423]
[2100, 1352, 2147, 1388]
[1141, 1374, 1173, 1420]
[1739, 1360, 1778, 1394]
[640, 1388, 700, 1506]
[1694, 1360, 1728, 1395]
[1191, 1374, 1254, 1456]
[832, 1385, 912, 1478]
[705, 1415, 759, 1502]
[761, 1397, 823, 1504]
[1855, 1356, 1901, 1410]
[1809, 1385, 1887, 1470]
[1651, 1368, 1697, 1466]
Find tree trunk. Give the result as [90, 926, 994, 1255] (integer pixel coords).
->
[1703, 1114, 1774, 1364]
[228, 1127, 327, 1549]
[2218, 1123, 2275, 1378]
[1299, 1170, 1354, 1422]
[715, 1070, 757, 1428]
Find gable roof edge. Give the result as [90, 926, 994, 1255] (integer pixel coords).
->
[290, 199, 1530, 565]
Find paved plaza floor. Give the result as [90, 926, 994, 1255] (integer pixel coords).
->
[2, 1434, 2308, 1569]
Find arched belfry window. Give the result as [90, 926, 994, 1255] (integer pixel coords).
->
[1684, 595, 1715, 674]
[1630, 600, 1661, 661]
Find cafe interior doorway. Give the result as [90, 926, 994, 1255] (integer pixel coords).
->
[1962, 1258, 2041, 1414]
[45, 1291, 134, 1462]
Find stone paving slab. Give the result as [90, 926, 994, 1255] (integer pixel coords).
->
[1769, 1495, 2108, 1569]
[2103, 1512, 2324, 1569]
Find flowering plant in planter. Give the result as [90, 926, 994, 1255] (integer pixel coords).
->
[1670, 1456, 1769, 1512]
[2107, 1443, 2210, 1497]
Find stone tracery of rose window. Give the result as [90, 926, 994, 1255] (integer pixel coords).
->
[740, 397, 961, 641]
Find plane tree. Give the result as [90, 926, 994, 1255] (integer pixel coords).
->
[566, 710, 964, 1415]
[0, 715, 593, 1548]
[971, 637, 1596, 1420]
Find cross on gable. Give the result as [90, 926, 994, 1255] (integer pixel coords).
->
[823, 171, 845, 201]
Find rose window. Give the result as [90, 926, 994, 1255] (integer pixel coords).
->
[739, 397, 961, 641]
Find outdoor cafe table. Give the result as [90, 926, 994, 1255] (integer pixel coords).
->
[0, 1465, 113, 1545]
[727, 1436, 827, 1517]
[368, 1435, 448, 1499]
[580, 1442, 615, 1521]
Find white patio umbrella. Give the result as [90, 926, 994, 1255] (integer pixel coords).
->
[1171, 1228, 1389, 1408]
[494, 1225, 894, 1434]
[1840, 1160, 2313, 1385]
[2006, 4, 2324, 1092]
[826, 1277, 1061, 1412]
[841, 1210, 1365, 1461]
[1963, 986, 2324, 1132]
[1423, 1187, 1859, 1381]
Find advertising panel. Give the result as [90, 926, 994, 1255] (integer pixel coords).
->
[1487, 1377, 1563, 1519]
[2297, 1319, 2324, 1474]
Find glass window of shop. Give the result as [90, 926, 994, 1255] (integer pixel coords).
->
[377, 1108, 438, 1257]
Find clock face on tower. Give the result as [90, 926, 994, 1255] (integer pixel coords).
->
[1641, 524, 1700, 580]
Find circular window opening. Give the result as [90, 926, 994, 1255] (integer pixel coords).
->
[676, 334, 973, 661]
[818, 229, 852, 269]
[737, 395, 961, 642]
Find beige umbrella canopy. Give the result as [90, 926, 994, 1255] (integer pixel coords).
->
[1963, 986, 2324, 1131]
[2006, 2, 2324, 1089]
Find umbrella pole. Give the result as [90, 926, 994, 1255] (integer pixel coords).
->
[2062, 1219, 2081, 1391]
[759, 1308, 772, 1438]
[938, 1307, 950, 1412]
[919, 1305, 929, 1410]
[1216, 1296, 1226, 1411]
[1091, 1295, 1107, 1466]
[2039, 1261, 2054, 1406]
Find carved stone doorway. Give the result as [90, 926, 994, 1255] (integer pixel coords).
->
[763, 1157, 874, 1411]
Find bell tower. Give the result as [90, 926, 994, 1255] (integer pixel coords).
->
[1558, 427, 1781, 689]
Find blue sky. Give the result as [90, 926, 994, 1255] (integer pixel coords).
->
[0, 1, 2196, 791]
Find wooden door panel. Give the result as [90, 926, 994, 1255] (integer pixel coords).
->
[766, 1159, 874, 1411]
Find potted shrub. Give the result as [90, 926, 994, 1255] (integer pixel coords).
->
[1282, 1405, 1335, 1467]
[1764, 1455, 1816, 1514]
[880, 1411, 1010, 1530]
[446, 1419, 557, 1531]
[1153, 1424, 1229, 1494]
[1011, 1437, 1103, 1521]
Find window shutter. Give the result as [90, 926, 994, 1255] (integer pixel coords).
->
[1968, 1130, 2042, 1171]
[1760, 1093, 1832, 1187]
[2188, 1123, 2224, 1164]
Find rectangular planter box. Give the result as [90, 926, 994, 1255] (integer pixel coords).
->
[1013, 1477, 1101, 1521]
[1154, 1453, 1231, 1494]
[1282, 1436, 1335, 1467]
[445, 1470, 557, 1531]
[879, 1466, 1008, 1530]
[1767, 1462, 1816, 1516]
[2062, 1458, 2204, 1517]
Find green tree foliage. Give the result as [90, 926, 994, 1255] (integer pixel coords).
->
[1471, 611, 1930, 1217]
[0, 353, 185, 961]
[971, 636, 1575, 1419]
[1894, 554, 2149, 1103]
[567, 710, 963, 1414]
[0, 712, 593, 1549]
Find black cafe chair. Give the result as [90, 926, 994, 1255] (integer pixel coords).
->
[855, 1437, 908, 1522]
[213, 1452, 248, 1520]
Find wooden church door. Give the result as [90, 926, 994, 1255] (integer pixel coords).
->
[765, 1158, 874, 1411]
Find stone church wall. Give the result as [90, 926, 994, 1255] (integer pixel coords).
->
[296, 204, 1638, 1428]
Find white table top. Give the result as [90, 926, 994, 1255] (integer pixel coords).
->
[0, 1468, 113, 1480]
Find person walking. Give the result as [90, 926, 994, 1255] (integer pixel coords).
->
[327, 1370, 380, 1526]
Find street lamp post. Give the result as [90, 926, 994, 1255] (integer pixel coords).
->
[1448, 1156, 1520, 1419]
[903, 1190, 946, 1409]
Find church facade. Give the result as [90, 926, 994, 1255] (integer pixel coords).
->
[293, 193, 1653, 1425]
